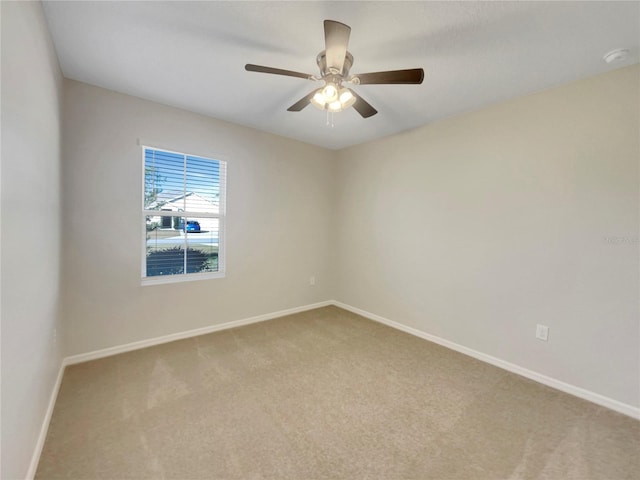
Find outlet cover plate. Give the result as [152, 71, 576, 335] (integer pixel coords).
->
[536, 324, 549, 341]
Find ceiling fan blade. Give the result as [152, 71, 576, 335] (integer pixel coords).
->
[355, 68, 424, 85]
[245, 64, 313, 80]
[324, 20, 351, 74]
[287, 90, 318, 112]
[350, 90, 378, 118]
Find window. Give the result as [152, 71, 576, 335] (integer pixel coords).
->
[142, 146, 226, 284]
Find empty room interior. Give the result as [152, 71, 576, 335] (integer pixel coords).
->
[2, 1, 639, 479]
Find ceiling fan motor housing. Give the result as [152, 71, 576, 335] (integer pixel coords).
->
[317, 50, 354, 78]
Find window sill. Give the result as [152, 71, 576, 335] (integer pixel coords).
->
[141, 271, 225, 286]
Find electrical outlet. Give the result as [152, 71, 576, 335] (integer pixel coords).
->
[536, 324, 549, 342]
[309, 276, 316, 286]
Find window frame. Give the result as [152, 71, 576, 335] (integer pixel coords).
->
[140, 144, 227, 286]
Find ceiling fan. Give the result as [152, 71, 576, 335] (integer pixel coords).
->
[245, 20, 424, 118]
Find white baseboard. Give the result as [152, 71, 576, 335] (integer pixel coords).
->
[64, 300, 334, 366]
[333, 301, 640, 420]
[26, 361, 66, 480]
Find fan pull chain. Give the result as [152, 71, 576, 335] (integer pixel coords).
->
[325, 110, 335, 128]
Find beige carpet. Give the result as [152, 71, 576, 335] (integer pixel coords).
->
[36, 306, 639, 479]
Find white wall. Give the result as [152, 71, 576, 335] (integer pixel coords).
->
[335, 65, 640, 408]
[62, 80, 335, 355]
[0, 2, 64, 478]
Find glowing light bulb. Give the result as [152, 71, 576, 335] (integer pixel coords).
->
[328, 100, 342, 112]
[310, 90, 326, 110]
[339, 90, 353, 104]
[322, 83, 338, 102]
[338, 88, 356, 109]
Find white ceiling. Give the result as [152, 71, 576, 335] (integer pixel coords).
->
[42, 1, 639, 150]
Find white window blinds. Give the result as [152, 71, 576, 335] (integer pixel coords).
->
[142, 146, 226, 283]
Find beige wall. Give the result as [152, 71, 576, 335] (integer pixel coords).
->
[62, 80, 336, 356]
[1, 1, 64, 478]
[335, 65, 640, 408]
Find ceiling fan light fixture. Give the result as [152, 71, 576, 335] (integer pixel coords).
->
[311, 90, 326, 110]
[328, 100, 343, 112]
[338, 88, 356, 108]
[321, 83, 338, 102]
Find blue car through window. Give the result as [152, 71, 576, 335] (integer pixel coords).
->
[184, 220, 200, 232]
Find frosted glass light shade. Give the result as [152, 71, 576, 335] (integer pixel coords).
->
[328, 100, 343, 112]
[338, 88, 356, 108]
[322, 83, 338, 102]
[310, 90, 326, 110]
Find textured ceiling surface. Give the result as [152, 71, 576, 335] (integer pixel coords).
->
[43, 1, 639, 149]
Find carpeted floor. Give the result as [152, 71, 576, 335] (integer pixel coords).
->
[36, 306, 639, 479]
